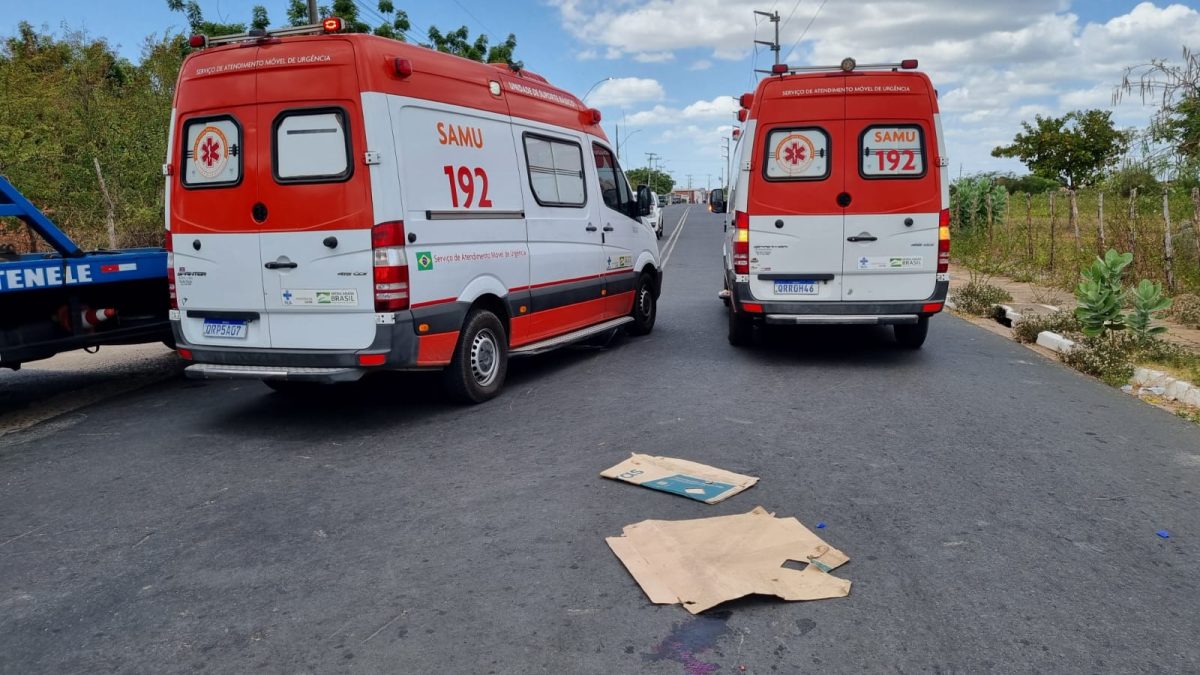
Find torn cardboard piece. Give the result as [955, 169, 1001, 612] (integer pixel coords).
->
[606, 506, 850, 614]
[600, 453, 758, 504]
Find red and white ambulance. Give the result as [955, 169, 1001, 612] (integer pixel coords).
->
[166, 21, 660, 402]
[722, 58, 950, 348]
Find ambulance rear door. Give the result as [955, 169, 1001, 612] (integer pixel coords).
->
[171, 48, 272, 349]
[840, 74, 940, 302]
[254, 38, 377, 350]
[745, 76, 846, 303]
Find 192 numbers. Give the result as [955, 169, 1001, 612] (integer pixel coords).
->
[875, 149, 917, 173]
[443, 165, 493, 208]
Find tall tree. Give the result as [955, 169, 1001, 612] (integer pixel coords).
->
[165, 0, 264, 35]
[625, 167, 674, 195]
[1116, 47, 1200, 162]
[991, 110, 1131, 189]
[427, 26, 521, 68]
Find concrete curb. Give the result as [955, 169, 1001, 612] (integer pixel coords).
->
[996, 304, 1022, 324]
[1131, 367, 1200, 407]
[1035, 331, 1076, 354]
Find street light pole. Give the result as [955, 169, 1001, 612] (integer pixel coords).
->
[581, 77, 613, 103]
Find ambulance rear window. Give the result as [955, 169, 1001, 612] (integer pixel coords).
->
[182, 116, 241, 188]
[860, 125, 926, 179]
[272, 108, 352, 183]
[523, 134, 586, 207]
[763, 127, 830, 181]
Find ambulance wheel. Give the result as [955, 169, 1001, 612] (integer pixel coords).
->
[728, 306, 754, 347]
[894, 316, 929, 349]
[443, 309, 508, 404]
[627, 273, 657, 336]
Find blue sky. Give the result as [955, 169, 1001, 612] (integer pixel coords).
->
[8, 1, 1200, 187]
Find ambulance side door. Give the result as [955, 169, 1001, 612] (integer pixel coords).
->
[511, 126, 606, 344]
[589, 142, 638, 318]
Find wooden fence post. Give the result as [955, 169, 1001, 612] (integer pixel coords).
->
[1098, 192, 1106, 253]
[1164, 189, 1176, 294]
[1128, 187, 1138, 256]
[1025, 192, 1033, 263]
[1049, 191, 1058, 272]
[1069, 189, 1080, 251]
[92, 157, 118, 249]
[1192, 187, 1200, 271]
[986, 190, 994, 247]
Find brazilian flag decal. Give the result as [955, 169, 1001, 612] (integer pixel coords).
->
[416, 251, 433, 271]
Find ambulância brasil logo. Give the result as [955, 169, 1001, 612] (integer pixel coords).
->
[193, 126, 229, 179]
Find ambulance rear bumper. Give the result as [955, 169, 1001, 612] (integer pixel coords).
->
[729, 278, 949, 321]
[173, 312, 420, 383]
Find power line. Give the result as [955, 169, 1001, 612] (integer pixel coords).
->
[450, 0, 499, 40]
[780, 0, 804, 34]
[784, 0, 830, 60]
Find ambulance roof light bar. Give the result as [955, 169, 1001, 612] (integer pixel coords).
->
[757, 58, 919, 75]
[190, 18, 344, 49]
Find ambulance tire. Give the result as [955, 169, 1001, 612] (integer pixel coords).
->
[626, 273, 657, 336]
[443, 309, 508, 404]
[728, 306, 754, 347]
[894, 316, 929, 349]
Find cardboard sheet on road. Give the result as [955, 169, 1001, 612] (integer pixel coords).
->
[607, 506, 851, 614]
[600, 453, 758, 504]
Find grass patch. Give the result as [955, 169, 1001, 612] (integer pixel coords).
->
[1170, 293, 1200, 330]
[1139, 339, 1200, 384]
[1013, 311, 1080, 343]
[951, 280, 1013, 316]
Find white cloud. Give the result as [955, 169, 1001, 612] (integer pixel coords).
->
[625, 96, 739, 126]
[586, 77, 665, 107]
[576, 49, 598, 61]
[552, 1, 1200, 174]
[633, 51, 675, 63]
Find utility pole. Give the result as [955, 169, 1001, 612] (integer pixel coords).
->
[645, 152, 660, 192]
[753, 10, 781, 66]
[721, 137, 732, 191]
[308, 0, 318, 22]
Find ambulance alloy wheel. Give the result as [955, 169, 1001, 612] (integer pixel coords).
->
[894, 316, 930, 349]
[627, 273, 657, 336]
[444, 309, 508, 403]
[728, 306, 754, 347]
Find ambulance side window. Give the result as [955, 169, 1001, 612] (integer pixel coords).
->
[763, 127, 830, 182]
[272, 108, 352, 183]
[523, 134, 586, 207]
[860, 125, 926, 179]
[181, 115, 242, 189]
[592, 144, 631, 213]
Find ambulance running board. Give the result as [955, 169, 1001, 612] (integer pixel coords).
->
[510, 317, 633, 357]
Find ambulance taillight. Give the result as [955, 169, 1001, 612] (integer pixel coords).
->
[733, 211, 750, 276]
[165, 232, 177, 310]
[938, 209, 951, 273]
[372, 221, 409, 312]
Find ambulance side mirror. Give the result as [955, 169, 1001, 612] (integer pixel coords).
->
[710, 188, 726, 214]
[636, 185, 652, 217]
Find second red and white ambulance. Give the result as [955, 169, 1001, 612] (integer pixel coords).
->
[166, 21, 661, 402]
[722, 58, 950, 348]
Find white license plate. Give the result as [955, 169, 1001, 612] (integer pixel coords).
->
[774, 280, 819, 295]
[202, 319, 248, 339]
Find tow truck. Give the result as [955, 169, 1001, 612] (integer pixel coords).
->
[0, 176, 172, 369]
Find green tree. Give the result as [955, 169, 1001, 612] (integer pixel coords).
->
[166, 0, 261, 35]
[1116, 47, 1200, 161]
[625, 167, 674, 194]
[427, 26, 520, 68]
[991, 110, 1131, 189]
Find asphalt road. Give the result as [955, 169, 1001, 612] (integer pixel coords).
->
[3, 205, 1199, 674]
